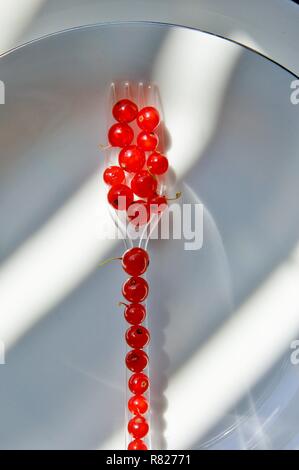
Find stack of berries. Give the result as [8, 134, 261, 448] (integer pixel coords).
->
[121, 247, 150, 450]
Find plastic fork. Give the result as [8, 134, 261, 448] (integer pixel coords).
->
[102, 81, 167, 449]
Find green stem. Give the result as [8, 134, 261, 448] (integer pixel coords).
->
[99, 256, 122, 267]
[167, 191, 182, 201]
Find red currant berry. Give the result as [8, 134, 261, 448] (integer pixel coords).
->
[122, 276, 149, 302]
[131, 170, 157, 198]
[119, 145, 146, 173]
[128, 439, 148, 450]
[123, 303, 146, 325]
[128, 395, 149, 415]
[148, 192, 181, 215]
[122, 247, 149, 276]
[137, 106, 160, 132]
[147, 152, 169, 175]
[128, 415, 149, 439]
[108, 123, 134, 147]
[126, 325, 150, 349]
[112, 99, 138, 123]
[128, 373, 149, 394]
[103, 165, 125, 186]
[126, 349, 148, 372]
[107, 184, 134, 210]
[127, 199, 150, 227]
[137, 131, 159, 151]
[148, 194, 168, 215]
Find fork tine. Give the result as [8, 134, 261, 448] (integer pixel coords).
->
[152, 83, 167, 194]
[109, 82, 117, 107]
[153, 84, 165, 153]
[104, 83, 117, 165]
[146, 83, 154, 107]
[152, 84, 163, 118]
[137, 81, 146, 109]
[122, 81, 133, 100]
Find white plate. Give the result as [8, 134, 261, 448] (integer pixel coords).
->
[0, 22, 298, 450]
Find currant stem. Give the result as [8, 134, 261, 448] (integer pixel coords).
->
[167, 191, 182, 201]
[118, 301, 128, 307]
[147, 168, 157, 180]
[99, 256, 122, 267]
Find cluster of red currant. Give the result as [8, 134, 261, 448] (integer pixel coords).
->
[103, 98, 170, 224]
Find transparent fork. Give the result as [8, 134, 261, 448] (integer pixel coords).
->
[102, 81, 167, 449]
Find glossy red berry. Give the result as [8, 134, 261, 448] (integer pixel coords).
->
[128, 415, 149, 439]
[127, 200, 150, 227]
[126, 325, 150, 349]
[119, 145, 146, 173]
[126, 349, 148, 372]
[131, 170, 157, 198]
[148, 194, 168, 215]
[128, 439, 148, 450]
[107, 184, 134, 210]
[137, 131, 159, 151]
[103, 165, 125, 186]
[112, 99, 138, 123]
[137, 106, 160, 132]
[128, 373, 149, 394]
[122, 276, 149, 302]
[147, 152, 169, 175]
[128, 395, 149, 415]
[108, 123, 134, 147]
[122, 247, 149, 276]
[123, 303, 146, 325]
